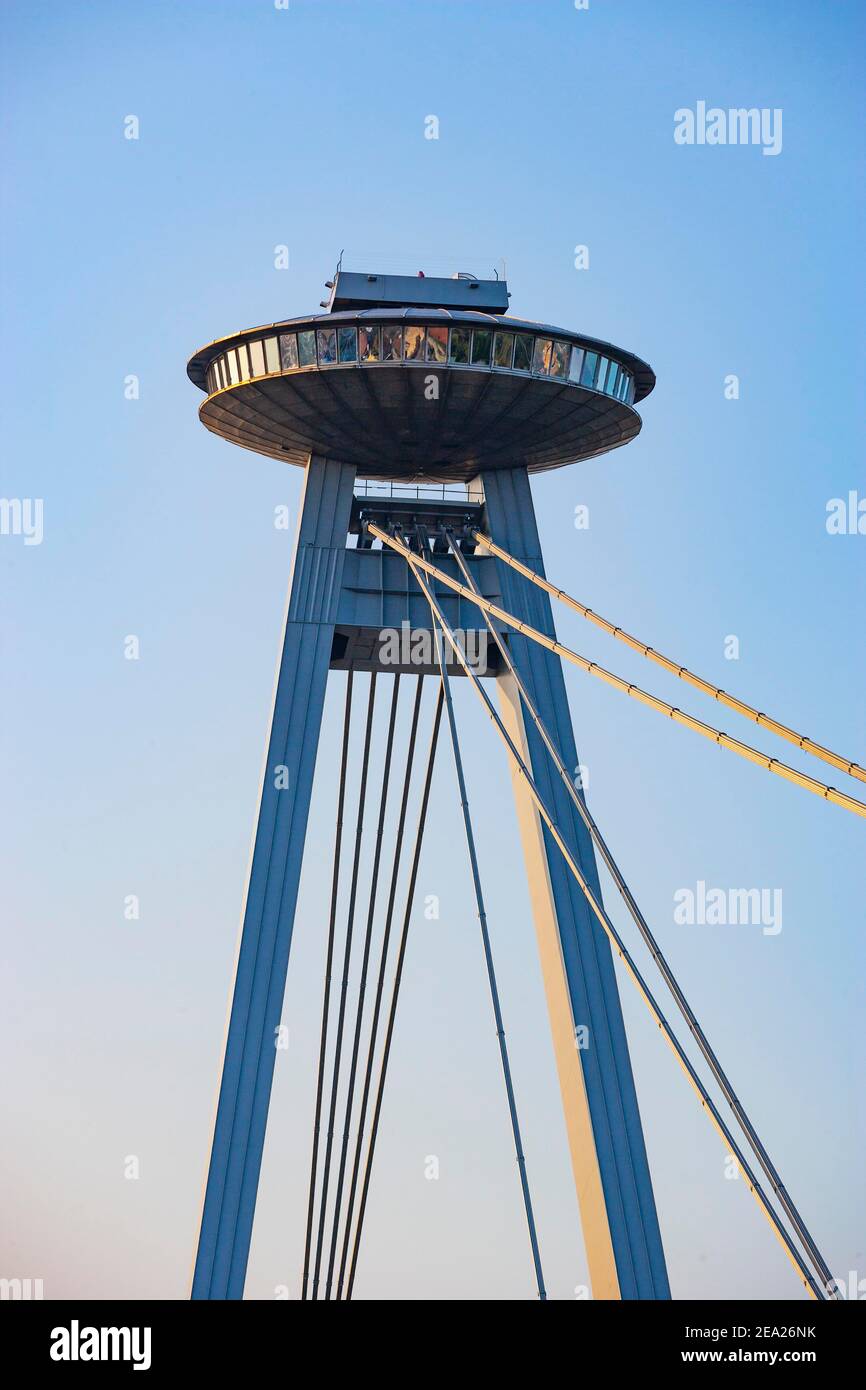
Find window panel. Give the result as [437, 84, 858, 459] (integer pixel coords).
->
[249, 339, 266, 377]
[359, 325, 381, 361]
[382, 325, 403, 361]
[605, 359, 619, 394]
[532, 337, 553, 374]
[426, 325, 448, 363]
[263, 337, 280, 374]
[216, 357, 226, 389]
[493, 332, 514, 368]
[338, 327, 357, 363]
[449, 327, 470, 364]
[580, 351, 599, 388]
[550, 340, 570, 378]
[594, 356, 610, 390]
[569, 346, 585, 383]
[236, 343, 251, 380]
[317, 328, 337, 364]
[512, 335, 532, 372]
[471, 329, 492, 365]
[226, 349, 240, 385]
[279, 334, 298, 370]
[404, 325, 425, 360]
[297, 330, 317, 366]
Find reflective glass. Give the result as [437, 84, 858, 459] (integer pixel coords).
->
[569, 346, 585, 383]
[595, 357, 610, 390]
[605, 360, 619, 394]
[279, 333, 298, 370]
[236, 344, 251, 380]
[404, 325, 425, 360]
[493, 332, 514, 368]
[449, 327, 470, 363]
[338, 327, 357, 362]
[226, 349, 240, 385]
[512, 335, 532, 372]
[216, 357, 226, 389]
[580, 351, 599, 388]
[359, 325, 381, 361]
[317, 328, 338, 364]
[249, 340, 266, 377]
[298, 330, 317, 366]
[426, 325, 448, 363]
[264, 337, 280, 374]
[624, 375, 635, 404]
[550, 340, 570, 378]
[471, 329, 492, 365]
[382, 325, 403, 361]
[532, 338, 553, 374]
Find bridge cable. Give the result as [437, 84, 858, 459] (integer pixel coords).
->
[399, 540, 826, 1301]
[446, 528, 837, 1298]
[310, 673, 378, 1298]
[365, 525, 866, 822]
[300, 671, 354, 1300]
[423, 535, 546, 1300]
[345, 684, 444, 1299]
[473, 529, 865, 787]
[323, 674, 402, 1298]
[335, 675, 425, 1297]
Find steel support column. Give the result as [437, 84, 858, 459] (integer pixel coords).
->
[192, 455, 356, 1300]
[477, 467, 670, 1300]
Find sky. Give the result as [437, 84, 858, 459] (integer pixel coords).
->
[1, 0, 863, 1302]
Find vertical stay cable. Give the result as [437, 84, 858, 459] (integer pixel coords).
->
[430, 613, 547, 1300]
[447, 530, 837, 1299]
[345, 684, 444, 1299]
[400, 546, 825, 1301]
[336, 676, 425, 1297]
[301, 672, 354, 1300]
[324, 675, 402, 1298]
[311, 674, 378, 1298]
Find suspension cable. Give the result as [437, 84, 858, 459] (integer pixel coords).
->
[428, 592, 547, 1300]
[473, 529, 865, 787]
[446, 529, 837, 1298]
[345, 685, 444, 1299]
[324, 675, 402, 1298]
[301, 671, 353, 1300]
[402, 547, 826, 1301]
[311, 673, 377, 1298]
[336, 676, 425, 1297]
[366, 525, 866, 822]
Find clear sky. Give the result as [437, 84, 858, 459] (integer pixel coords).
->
[1, 0, 863, 1301]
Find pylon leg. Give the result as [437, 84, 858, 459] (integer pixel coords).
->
[192, 455, 356, 1299]
[477, 467, 670, 1300]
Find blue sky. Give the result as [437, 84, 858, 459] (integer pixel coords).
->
[1, 0, 863, 1300]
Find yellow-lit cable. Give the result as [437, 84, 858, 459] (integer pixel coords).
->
[473, 529, 865, 786]
[367, 524, 866, 821]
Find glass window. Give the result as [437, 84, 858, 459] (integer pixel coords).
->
[226, 349, 240, 385]
[569, 346, 585, 383]
[404, 325, 425, 360]
[605, 360, 619, 394]
[249, 339, 266, 377]
[382, 325, 403, 361]
[471, 329, 492, 365]
[298, 330, 317, 366]
[449, 327, 470, 364]
[426, 325, 448, 363]
[317, 328, 337, 364]
[595, 356, 610, 390]
[215, 357, 225, 389]
[359, 325, 381, 361]
[624, 374, 635, 404]
[493, 332, 514, 368]
[279, 333, 298, 370]
[263, 337, 280, 374]
[580, 351, 599, 388]
[338, 327, 357, 363]
[550, 340, 570, 378]
[532, 337, 553, 374]
[512, 335, 532, 372]
[237, 343, 251, 380]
